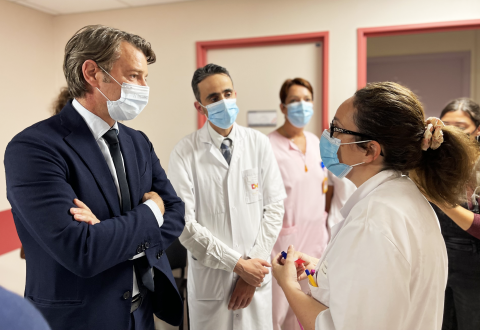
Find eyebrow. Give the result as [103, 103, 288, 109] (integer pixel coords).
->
[127, 67, 146, 74]
[444, 121, 468, 125]
[206, 88, 233, 101]
[332, 116, 344, 127]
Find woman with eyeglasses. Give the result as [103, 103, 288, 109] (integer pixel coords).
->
[428, 98, 480, 330]
[271, 82, 478, 330]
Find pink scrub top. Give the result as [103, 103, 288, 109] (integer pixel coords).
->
[268, 130, 329, 259]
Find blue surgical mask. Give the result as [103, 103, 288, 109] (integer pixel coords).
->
[286, 101, 314, 128]
[319, 129, 371, 179]
[200, 99, 239, 129]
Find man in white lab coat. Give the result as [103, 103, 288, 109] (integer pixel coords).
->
[168, 64, 286, 330]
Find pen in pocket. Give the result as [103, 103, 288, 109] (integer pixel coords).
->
[305, 269, 318, 287]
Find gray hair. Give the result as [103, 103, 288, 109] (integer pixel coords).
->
[63, 25, 156, 98]
[191, 64, 233, 102]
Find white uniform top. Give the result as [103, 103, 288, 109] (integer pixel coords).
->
[311, 170, 447, 330]
[168, 122, 286, 330]
[326, 171, 356, 230]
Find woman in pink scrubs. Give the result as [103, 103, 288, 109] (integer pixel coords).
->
[268, 78, 329, 330]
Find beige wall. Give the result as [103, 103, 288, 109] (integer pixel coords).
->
[0, 0, 56, 210]
[367, 30, 480, 101]
[0, 0, 56, 294]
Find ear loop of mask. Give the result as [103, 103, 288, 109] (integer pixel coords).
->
[197, 102, 209, 119]
[96, 65, 122, 102]
[339, 139, 374, 167]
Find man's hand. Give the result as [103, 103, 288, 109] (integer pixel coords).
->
[233, 258, 271, 287]
[228, 277, 256, 310]
[70, 199, 100, 225]
[142, 192, 165, 215]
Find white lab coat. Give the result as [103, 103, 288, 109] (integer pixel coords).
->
[310, 170, 447, 330]
[168, 123, 286, 330]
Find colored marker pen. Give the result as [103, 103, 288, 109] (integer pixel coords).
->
[281, 251, 305, 266]
[321, 162, 328, 194]
[305, 269, 318, 287]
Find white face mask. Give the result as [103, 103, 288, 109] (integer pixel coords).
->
[96, 66, 149, 121]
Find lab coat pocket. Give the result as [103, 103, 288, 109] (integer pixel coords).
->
[242, 169, 262, 204]
[309, 261, 330, 306]
[190, 259, 225, 301]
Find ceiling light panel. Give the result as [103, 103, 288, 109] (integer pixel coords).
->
[119, 0, 194, 5]
[14, 0, 128, 15]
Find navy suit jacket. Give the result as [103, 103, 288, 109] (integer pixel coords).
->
[4, 101, 185, 330]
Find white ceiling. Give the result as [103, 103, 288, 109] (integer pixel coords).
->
[8, 0, 200, 15]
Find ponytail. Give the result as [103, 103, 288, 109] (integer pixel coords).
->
[353, 82, 478, 208]
[412, 126, 478, 207]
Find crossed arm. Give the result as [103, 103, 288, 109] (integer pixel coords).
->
[70, 192, 165, 225]
[5, 133, 184, 278]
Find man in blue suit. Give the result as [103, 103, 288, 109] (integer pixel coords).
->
[4, 25, 185, 330]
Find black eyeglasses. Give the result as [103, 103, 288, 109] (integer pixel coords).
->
[330, 121, 384, 156]
[329, 122, 374, 140]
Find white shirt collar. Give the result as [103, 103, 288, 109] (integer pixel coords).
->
[340, 170, 401, 219]
[72, 99, 119, 140]
[207, 121, 236, 149]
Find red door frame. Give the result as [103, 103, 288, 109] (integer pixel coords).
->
[196, 31, 330, 129]
[358, 19, 480, 89]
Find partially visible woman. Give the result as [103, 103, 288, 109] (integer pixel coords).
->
[268, 78, 329, 330]
[20, 87, 71, 260]
[52, 87, 72, 115]
[272, 82, 478, 330]
[429, 98, 480, 330]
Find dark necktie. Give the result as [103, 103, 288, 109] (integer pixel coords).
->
[221, 138, 232, 165]
[102, 130, 131, 213]
[102, 129, 154, 292]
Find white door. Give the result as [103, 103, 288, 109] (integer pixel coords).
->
[208, 43, 323, 136]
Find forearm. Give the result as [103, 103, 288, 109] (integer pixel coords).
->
[150, 158, 186, 248]
[438, 205, 474, 231]
[282, 282, 328, 330]
[152, 198, 185, 249]
[467, 213, 480, 239]
[179, 218, 242, 271]
[14, 200, 161, 278]
[248, 201, 284, 260]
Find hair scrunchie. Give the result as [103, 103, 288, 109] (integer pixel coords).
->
[421, 117, 445, 151]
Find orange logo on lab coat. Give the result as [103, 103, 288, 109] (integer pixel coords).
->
[251, 183, 258, 190]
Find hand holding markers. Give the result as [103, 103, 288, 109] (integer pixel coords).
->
[280, 250, 307, 280]
[280, 248, 319, 281]
[272, 245, 303, 289]
[272, 245, 321, 288]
